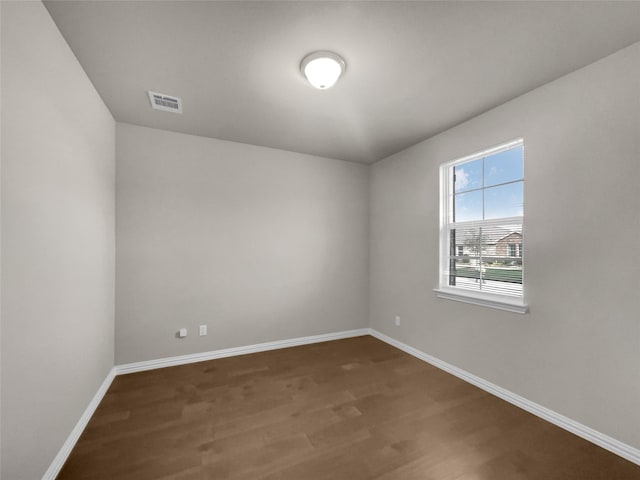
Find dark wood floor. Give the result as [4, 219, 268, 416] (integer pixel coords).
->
[58, 336, 640, 480]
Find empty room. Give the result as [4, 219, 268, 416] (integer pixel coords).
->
[2, 1, 640, 479]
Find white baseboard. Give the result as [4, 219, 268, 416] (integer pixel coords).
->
[368, 328, 640, 466]
[115, 328, 370, 375]
[41, 367, 117, 480]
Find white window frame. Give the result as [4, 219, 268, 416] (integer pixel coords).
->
[433, 139, 528, 314]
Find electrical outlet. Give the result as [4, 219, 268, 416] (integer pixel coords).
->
[178, 328, 187, 338]
[199, 325, 207, 336]
[395, 316, 401, 326]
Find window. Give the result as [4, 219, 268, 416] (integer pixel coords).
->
[435, 139, 527, 313]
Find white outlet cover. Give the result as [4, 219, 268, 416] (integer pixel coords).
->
[199, 325, 207, 336]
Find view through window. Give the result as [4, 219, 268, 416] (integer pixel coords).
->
[440, 140, 524, 299]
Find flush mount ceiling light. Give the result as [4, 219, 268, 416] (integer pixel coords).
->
[300, 51, 346, 90]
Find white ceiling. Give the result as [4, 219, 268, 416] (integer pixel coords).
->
[44, 1, 640, 164]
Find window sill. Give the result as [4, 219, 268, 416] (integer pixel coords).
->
[433, 288, 528, 314]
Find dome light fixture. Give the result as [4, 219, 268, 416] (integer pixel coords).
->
[300, 51, 346, 90]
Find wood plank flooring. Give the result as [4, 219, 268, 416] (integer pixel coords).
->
[57, 336, 640, 480]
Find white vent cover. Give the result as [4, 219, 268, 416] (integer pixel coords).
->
[147, 91, 183, 113]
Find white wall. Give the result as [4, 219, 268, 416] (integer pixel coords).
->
[116, 124, 369, 364]
[369, 42, 640, 450]
[0, 2, 3, 476]
[1, 2, 115, 479]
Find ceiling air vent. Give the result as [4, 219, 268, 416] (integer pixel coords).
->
[147, 91, 183, 113]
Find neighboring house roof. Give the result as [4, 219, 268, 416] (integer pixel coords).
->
[495, 232, 523, 244]
[455, 228, 522, 245]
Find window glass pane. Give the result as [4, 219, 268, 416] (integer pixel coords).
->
[453, 159, 482, 193]
[484, 181, 523, 219]
[449, 226, 480, 288]
[450, 224, 523, 295]
[449, 255, 522, 296]
[480, 258, 523, 297]
[484, 146, 523, 187]
[481, 225, 521, 259]
[450, 226, 481, 257]
[450, 258, 482, 292]
[452, 190, 482, 222]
